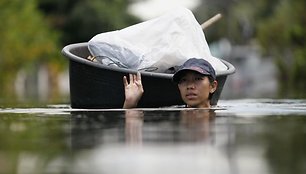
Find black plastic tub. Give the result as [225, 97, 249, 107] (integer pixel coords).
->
[62, 42, 235, 109]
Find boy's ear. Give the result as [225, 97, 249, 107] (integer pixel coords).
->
[210, 80, 218, 93]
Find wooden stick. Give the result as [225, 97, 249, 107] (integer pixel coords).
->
[201, 13, 222, 30]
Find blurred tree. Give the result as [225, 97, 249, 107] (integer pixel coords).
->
[0, 0, 139, 102]
[38, 0, 140, 45]
[0, 0, 62, 99]
[195, 0, 278, 44]
[195, 0, 306, 98]
[194, 0, 236, 43]
[256, 0, 306, 98]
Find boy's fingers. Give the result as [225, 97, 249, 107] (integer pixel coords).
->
[123, 76, 128, 87]
[129, 74, 133, 83]
[133, 74, 138, 83]
[126, 73, 141, 85]
[137, 72, 142, 83]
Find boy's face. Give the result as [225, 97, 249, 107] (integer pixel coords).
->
[177, 71, 217, 108]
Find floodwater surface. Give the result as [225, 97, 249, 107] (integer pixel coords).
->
[0, 99, 306, 174]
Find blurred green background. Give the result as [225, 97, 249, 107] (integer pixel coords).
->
[0, 0, 305, 105]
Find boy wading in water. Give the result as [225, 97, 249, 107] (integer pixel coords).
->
[123, 58, 218, 109]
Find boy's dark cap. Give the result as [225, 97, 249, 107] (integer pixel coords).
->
[172, 58, 216, 83]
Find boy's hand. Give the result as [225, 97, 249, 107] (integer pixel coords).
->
[123, 72, 144, 108]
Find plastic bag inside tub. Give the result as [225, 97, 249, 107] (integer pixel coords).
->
[88, 7, 227, 74]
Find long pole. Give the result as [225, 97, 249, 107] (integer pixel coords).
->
[201, 13, 222, 30]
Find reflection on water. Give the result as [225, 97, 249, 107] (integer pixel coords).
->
[0, 99, 306, 174]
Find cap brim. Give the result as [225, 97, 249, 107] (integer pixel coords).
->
[172, 68, 211, 83]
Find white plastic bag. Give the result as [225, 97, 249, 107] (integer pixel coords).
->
[88, 7, 227, 73]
